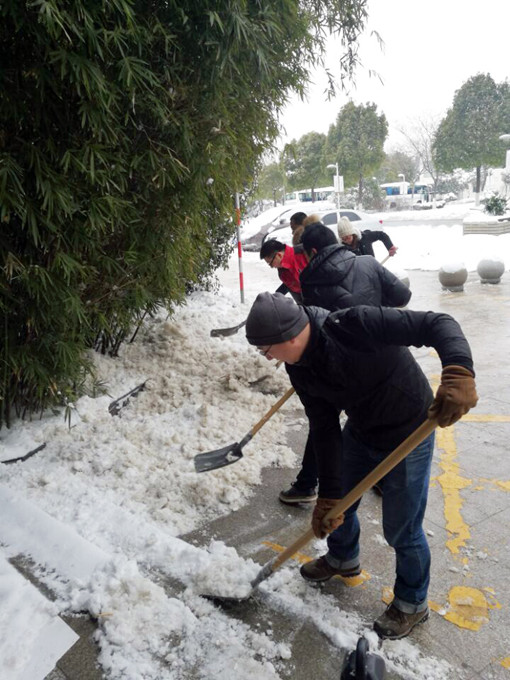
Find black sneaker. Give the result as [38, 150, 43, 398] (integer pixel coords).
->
[279, 484, 317, 505]
[374, 603, 429, 640]
[300, 555, 361, 582]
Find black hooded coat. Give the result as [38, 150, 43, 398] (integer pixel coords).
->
[299, 244, 410, 311]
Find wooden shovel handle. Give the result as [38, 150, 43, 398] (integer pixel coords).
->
[250, 387, 296, 437]
[270, 418, 437, 573]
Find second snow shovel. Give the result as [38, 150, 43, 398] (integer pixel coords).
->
[210, 285, 289, 337]
[210, 319, 246, 338]
[205, 417, 437, 602]
[194, 387, 296, 472]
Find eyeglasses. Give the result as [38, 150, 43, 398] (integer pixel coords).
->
[256, 345, 273, 357]
[266, 253, 278, 267]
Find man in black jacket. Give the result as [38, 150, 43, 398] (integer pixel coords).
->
[338, 217, 397, 258]
[301, 223, 408, 310]
[246, 293, 478, 639]
[279, 223, 411, 505]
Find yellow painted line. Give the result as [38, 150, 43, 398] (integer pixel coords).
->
[262, 541, 311, 565]
[435, 426, 472, 554]
[261, 541, 370, 586]
[442, 586, 490, 631]
[462, 414, 510, 422]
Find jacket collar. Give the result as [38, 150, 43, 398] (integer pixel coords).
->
[295, 306, 330, 366]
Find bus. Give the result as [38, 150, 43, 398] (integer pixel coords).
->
[285, 186, 336, 203]
[380, 181, 432, 209]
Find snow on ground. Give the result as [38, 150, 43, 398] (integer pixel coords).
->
[2, 208, 508, 679]
[383, 224, 510, 272]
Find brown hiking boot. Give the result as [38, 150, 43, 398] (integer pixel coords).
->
[374, 603, 429, 640]
[300, 555, 361, 582]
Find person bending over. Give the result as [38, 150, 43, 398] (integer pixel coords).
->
[245, 292, 477, 640]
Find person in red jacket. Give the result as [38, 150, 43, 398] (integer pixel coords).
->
[260, 240, 308, 302]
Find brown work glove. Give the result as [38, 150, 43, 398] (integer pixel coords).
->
[428, 365, 478, 427]
[312, 498, 345, 539]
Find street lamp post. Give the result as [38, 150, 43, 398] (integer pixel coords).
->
[327, 163, 340, 209]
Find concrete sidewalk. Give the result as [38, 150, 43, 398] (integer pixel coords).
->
[37, 268, 510, 679]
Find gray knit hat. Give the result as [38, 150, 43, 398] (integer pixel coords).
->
[245, 292, 308, 346]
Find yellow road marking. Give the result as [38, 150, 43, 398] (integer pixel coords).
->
[436, 426, 472, 554]
[462, 414, 510, 422]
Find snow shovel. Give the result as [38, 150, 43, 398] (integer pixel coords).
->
[194, 386, 296, 472]
[210, 285, 289, 337]
[210, 318, 247, 338]
[205, 417, 437, 602]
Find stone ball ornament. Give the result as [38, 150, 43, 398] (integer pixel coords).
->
[438, 263, 468, 292]
[476, 258, 505, 284]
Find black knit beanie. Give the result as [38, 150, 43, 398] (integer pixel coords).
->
[245, 292, 308, 346]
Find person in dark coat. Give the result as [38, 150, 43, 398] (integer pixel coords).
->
[338, 217, 397, 258]
[279, 223, 410, 505]
[300, 223, 409, 310]
[245, 292, 478, 640]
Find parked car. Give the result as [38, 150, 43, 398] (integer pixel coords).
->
[264, 202, 336, 234]
[317, 208, 383, 231]
[261, 208, 383, 248]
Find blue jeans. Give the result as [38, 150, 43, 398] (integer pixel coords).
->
[326, 422, 435, 613]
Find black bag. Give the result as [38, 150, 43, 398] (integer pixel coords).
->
[340, 637, 386, 680]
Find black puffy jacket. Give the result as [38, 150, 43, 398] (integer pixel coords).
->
[286, 305, 474, 497]
[351, 229, 394, 257]
[299, 244, 410, 310]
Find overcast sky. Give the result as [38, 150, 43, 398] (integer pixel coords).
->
[277, 0, 510, 152]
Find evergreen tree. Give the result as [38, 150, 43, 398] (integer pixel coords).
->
[326, 101, 388, 204]
[433, 74, 510, 194]
[0, 0, 368, 426]
[282, 132, 328, 197]
[254, 163, 286, 202]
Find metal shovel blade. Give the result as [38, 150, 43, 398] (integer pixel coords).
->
[194, 442, 243, 473]
[210, 319, 247, 338]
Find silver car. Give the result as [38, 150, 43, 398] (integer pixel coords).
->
[261, 208, 384, 247]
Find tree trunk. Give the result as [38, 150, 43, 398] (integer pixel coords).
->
[358, 174, 363, 206]
[474, 165, 482, 206]
[475, 166, 481, 194]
